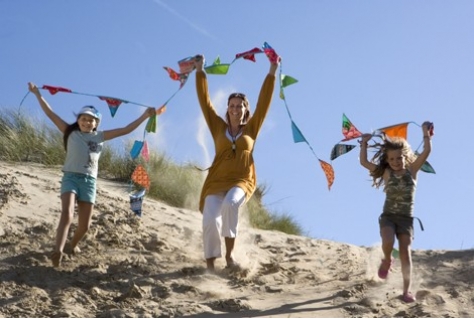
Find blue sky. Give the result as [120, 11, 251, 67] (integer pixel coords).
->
[1, 0, 473, 250]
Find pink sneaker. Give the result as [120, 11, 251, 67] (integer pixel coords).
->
[377, 258, 393, 279]
[402, 292, 416, 303]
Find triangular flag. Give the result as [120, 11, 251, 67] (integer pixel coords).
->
[421, 161, 436, 174]
[130, 188, 146, 217]
[141, 141, 150, 162]
[330, 143, 357, 160]
[99, 96, 126, 117]
[291, 121, 306, 143]
[131, 165, 150, 189]
[378, 122, 410, 139]
[319, 159, 335, 190]
[279, 88, 285, 100]
[178, 56, 196, 74]
[281, 74, 298, 88]
[164, 67, 180, 81]
[235, 47, 263, 62]
[342, 113, 363, 141]
[262, 42, 280, 64]
[42, 85, 72, 95]
[145, 115, 157, 133]
[130, 140, 144, 160]
[415, 151, 436, 174]
[205, 63, 230, 75]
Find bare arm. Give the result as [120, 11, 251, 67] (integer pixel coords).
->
[409, 121, 432, 175]
[28, 82, 68, 133]
[359, 133, 377, 172]
[103, 107, 156, 141]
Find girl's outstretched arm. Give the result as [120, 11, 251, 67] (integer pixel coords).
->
[359, 133, 377, 172]
[410, 121, 432, 175]
[28, 82, 68, 133]
[103, 107, 156, 141]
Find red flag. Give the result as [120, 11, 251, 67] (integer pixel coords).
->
[235, 47, 263, 62]
[42, 85, 72, 95]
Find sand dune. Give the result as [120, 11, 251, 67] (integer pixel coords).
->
[0, 161, 473, 318]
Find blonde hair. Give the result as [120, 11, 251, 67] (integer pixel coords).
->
[369, 136, 416, 188]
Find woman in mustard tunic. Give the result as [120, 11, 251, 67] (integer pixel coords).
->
[194, 55, 278, 271]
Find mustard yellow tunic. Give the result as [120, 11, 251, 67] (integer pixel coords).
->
[195, 70, 276, 212]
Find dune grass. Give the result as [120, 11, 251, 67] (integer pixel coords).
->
[0, 107, 302, 236]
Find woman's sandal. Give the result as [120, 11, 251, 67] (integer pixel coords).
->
[377, 258, 393, 279]
[402, 292, 416, 303]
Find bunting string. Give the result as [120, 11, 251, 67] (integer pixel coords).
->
[330, 114, 436, 174]
[203, 42, 335, 190]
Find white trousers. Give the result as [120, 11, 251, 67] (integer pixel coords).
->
[202, 187, 246, 259]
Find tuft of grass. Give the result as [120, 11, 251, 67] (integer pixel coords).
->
[0, 107, 302, 236]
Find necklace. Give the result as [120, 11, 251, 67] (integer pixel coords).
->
[228, 125, 241, 152]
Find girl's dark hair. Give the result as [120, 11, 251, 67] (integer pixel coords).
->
[226, 92, 250, 125]
[63, 122, 80, 150]
[63, 115, 98, 150]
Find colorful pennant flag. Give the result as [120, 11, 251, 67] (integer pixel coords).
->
[235, 47, 263, 62]
[141, 141, 150, 162]
[42, 85, 72, 95]
[377, 122, 410, 139]
[130, 188, 146, 217]
[330, 144, 357, 161]
[131, 165, 150, 189]
[319, 159, 335, 190]
[342, 113, 362, 141]
[130, 140, 144, 160]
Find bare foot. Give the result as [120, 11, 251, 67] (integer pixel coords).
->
[71, 246, 81, 255]
[51, 251, 63, 267]
[206, 257, 216, 271]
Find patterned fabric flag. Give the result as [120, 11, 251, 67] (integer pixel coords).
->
[130, 140, 144, 160]
[178, 56, 196, 74]
[262, 42, 280, 64]
[141, 141, 150, 162]
[42, 85, 72, 95]
[130, 189, 146, 217]
[319, 159, 335, 190]
[131, 165, 150, 189]
[164, 67, 180, 81]
[235, 47, 263, 62]
[98, 96, 126, 117]
[342, 113, 363, 141]
[378, 122, 409, 139]
[330, 143, 357, 161]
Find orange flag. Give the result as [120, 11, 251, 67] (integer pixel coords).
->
[319, 160, 335, 190]
[131, 165, 150, 189]
[378, 122, 410, 139]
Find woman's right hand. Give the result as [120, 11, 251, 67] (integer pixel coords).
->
[194, 54, 204, 71]
[28, 82, 40, 95]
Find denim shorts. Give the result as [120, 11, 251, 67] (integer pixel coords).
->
[61, 172, 97, 204]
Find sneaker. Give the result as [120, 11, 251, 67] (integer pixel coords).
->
[402, 292, 416, 303]
[377, 258, 393, 279]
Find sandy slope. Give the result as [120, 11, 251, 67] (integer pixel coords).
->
[0, 161, 473, 318]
